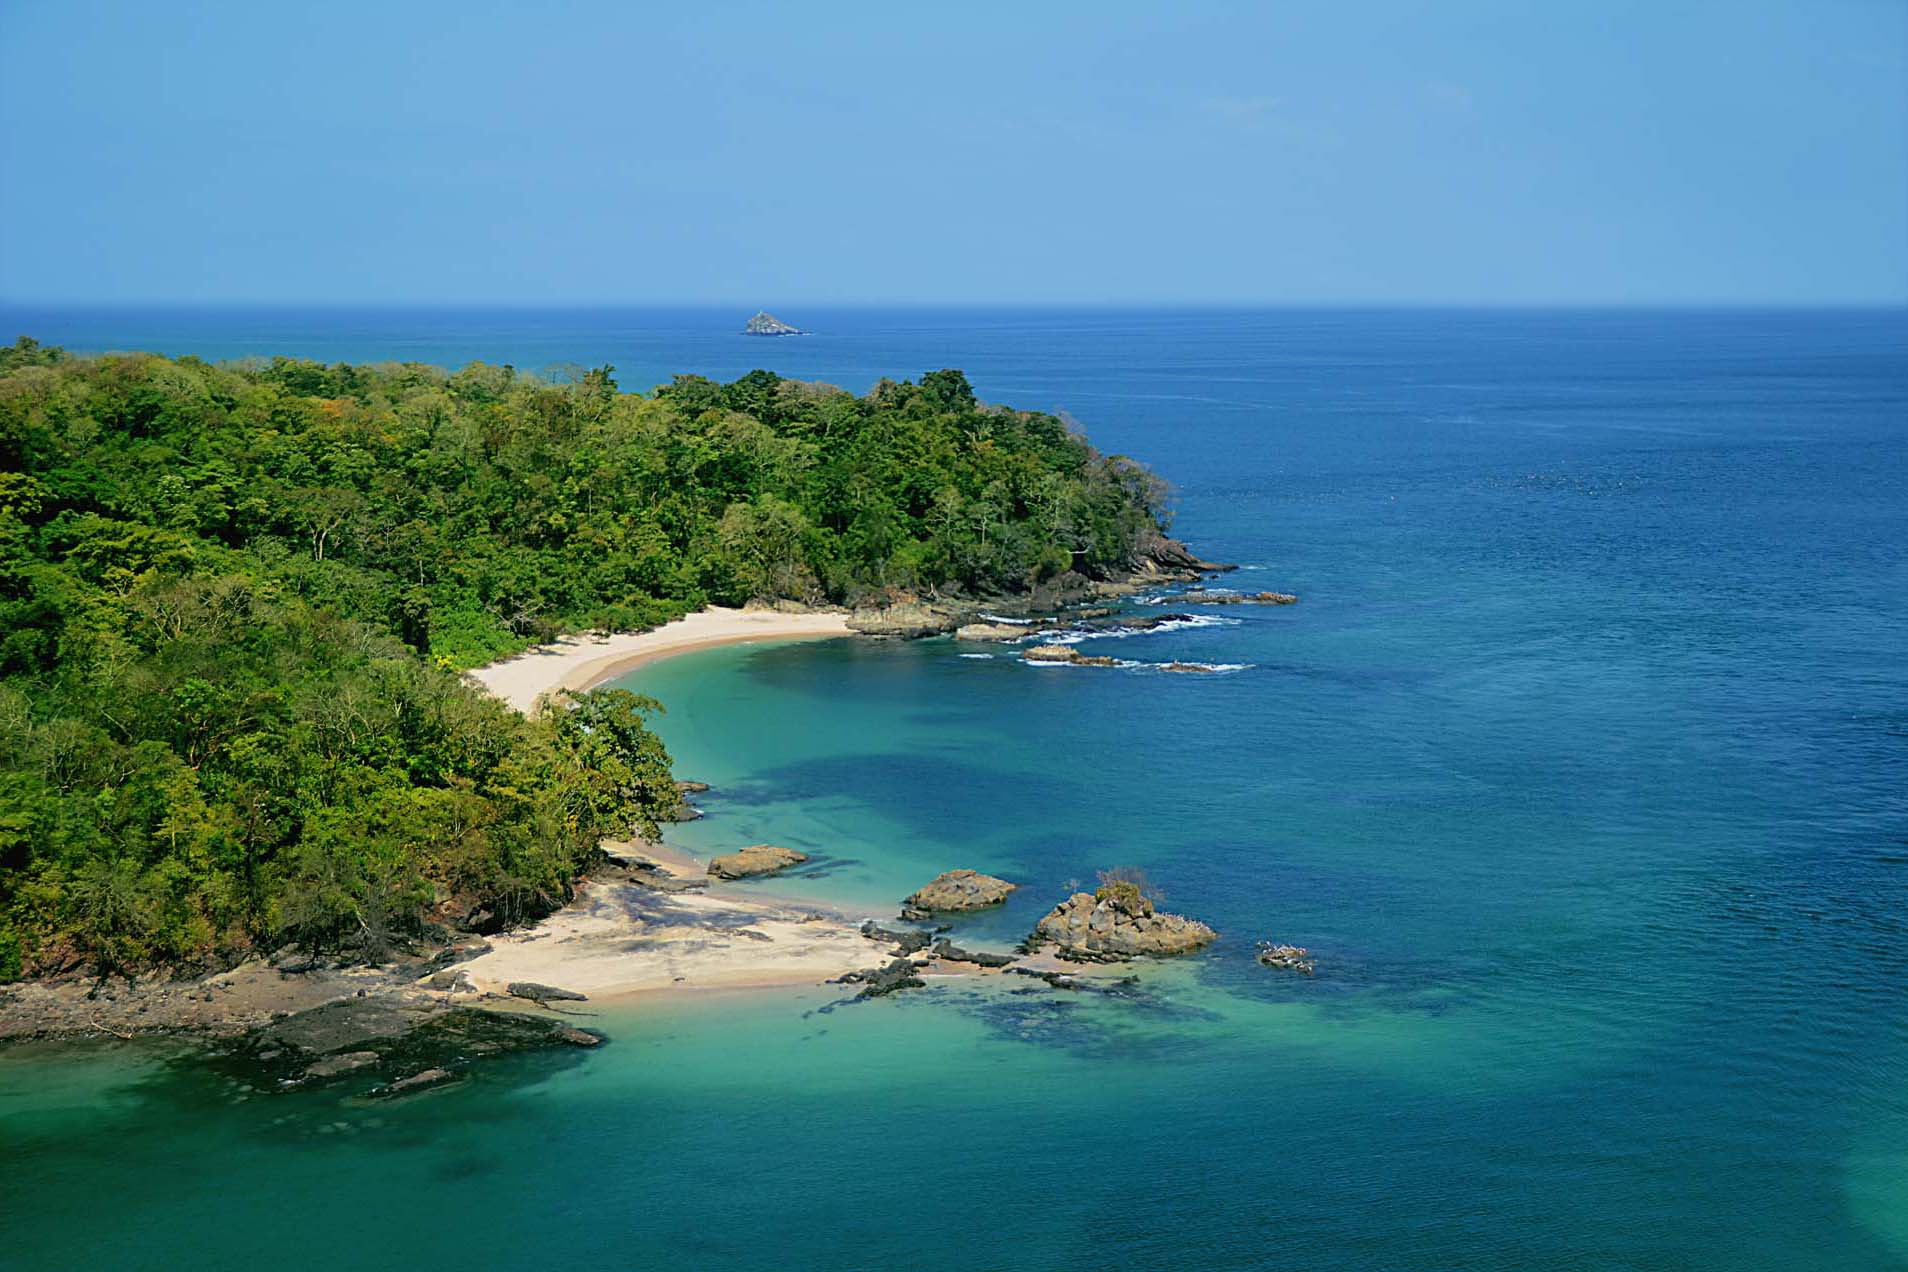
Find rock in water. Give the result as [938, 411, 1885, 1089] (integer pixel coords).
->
[379, 1067, 455, 1097]
[302, 1050, 379, 1079]
[1174, 590, 1298, 606]
[741, 311, 804, 336]
[834, 958, 926, 999]
[1256, 942, 1315, 973]
[955, 621, 1039, 642]
[228, 1001, 605, 1095]
[707, 844, 809, 879]
[1031, 889, 1217, 961]
[1022, 644, 1119, 668]
[900, 869, 1018, 920]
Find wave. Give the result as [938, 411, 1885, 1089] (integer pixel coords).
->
[976, 613, 1036, 625]
[1017, 656, 1248, 673]
[1037, 614, 1238, 644]
[957, 652, 995, 659]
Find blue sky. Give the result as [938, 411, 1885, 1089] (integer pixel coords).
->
[1, 0, 1904, 305]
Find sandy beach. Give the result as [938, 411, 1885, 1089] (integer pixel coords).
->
[459, 608, 918, 1001]
[452, 843, 888, 1000]
[467, 605, 854, 714]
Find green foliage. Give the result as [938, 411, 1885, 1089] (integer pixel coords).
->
[0, 345, 1169, 976]
[1094, 865, 1165, 911]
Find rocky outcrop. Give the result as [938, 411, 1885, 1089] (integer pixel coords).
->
[601, 846, 709, 893]
[1141, 534, 1234, 575]
[848, 600, 963, 638]
[377, 1067, 456, 1097]
[860, 920, 932, 955]
[1160, 663, 1222, 674]
[1031, 889, 1217, 961]
[220, 998, 604, 1098]
[707, 844, 808, 880]
[1256, 942, 1315, 973]
[675, 780, 711, 794]
[1023, 645, 1118, 667]
[742, 311, 804, 336]
[900, 869, 1017, 920]
[1175, 590, 1297, 606]
[302, 1050, 379, 1079]
[834, 957, 926, 999]
[507, 981, 587, 1005]
[931, 938, 1016, 968]
[955, 621, 1039, 642]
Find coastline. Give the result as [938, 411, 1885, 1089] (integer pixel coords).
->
[466, 605, 854, 714]
[2, 577, 1215, 1044]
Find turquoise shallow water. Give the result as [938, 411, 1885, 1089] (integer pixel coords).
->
[2, 308, 1905, 1269]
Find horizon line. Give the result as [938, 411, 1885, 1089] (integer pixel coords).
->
[4, 298, 1907, 313]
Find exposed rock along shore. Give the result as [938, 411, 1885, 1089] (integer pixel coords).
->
[845, 533, 1243, 638]
[707, 844, 809, 879]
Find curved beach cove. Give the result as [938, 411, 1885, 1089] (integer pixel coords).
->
[2, 309, 1905, 1271]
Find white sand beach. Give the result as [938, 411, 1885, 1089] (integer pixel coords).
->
[453, 846, 886, 1000]
[461, 609, 908, 1000]
[467, 605, 854, 714]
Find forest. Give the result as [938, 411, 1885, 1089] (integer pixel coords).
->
[0, 337, 1173, 979]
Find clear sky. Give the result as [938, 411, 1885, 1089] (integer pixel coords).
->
[2, 0, 1904, 306]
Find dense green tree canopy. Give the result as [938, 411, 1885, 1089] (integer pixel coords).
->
[0, 339, 1170, 979]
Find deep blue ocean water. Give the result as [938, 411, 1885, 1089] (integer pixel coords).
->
[2, 307, 1905, 1270]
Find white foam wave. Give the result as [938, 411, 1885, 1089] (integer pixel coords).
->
[1036, 614, 1238, 644]
[958, 652, 995, 660]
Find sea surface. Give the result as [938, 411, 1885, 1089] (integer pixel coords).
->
[3, 307, 1905, 1270]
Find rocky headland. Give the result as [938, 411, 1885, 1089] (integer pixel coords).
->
[847, 533, 1236, 638]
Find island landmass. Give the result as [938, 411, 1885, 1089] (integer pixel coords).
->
[742, 311, 805, 336]
[0, 336, 1274, 1066]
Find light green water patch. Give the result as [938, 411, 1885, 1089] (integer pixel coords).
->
[610, 640, 1053, 915]
[0, 1037, 183, 1134]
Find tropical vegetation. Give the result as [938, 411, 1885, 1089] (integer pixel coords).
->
[0, 337, 1172, 978]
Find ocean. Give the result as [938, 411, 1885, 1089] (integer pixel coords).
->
[2, 306, 1905, 1270]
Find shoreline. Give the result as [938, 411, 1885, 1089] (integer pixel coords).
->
[466, 605, 854, 714]
[3, 578, 1220, 1044]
